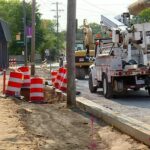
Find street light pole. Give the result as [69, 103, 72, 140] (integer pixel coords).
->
[31, 0, 36, 75]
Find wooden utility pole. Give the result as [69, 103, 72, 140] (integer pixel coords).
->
[66, 0, 76, 107]
[51, 2, 64, 52]
[23, 0, 27, 66]
[31, 0, 35, 75]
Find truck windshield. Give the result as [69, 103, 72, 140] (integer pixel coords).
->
[75, 43, 84, 51]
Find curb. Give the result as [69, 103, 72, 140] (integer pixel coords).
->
[76, 97, 150, 147]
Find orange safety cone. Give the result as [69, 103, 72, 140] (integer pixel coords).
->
[18, 66, 30, 88]
[6, 71, 23, 97]
[30, 77, 44, 103]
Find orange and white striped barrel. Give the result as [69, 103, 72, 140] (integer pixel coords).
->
[0, 68, 3, 75]
[51, 70, 58, 86]
[13, 58, 16, 66]
[6, 71, 23, 97]
[59, 68, 67, 92]
[54, 67, 64, 89]
[9, 59, 13, 67]
[18, 66, 30, 88]
[30, 77, 44, 102]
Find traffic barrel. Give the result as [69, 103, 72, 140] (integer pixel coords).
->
[30, 77, 44, 102]
[9, 59, 13, 67]
[59, 68, 67, 92]
[18, 66, 30, 88]
[13, 58, 17, 67]
[54, 67, 64, 89]
[0, 68, 3, 75]
[51, 70, 58, 86]
[6, 71, 23, 97]
[9, 58, 16, 67]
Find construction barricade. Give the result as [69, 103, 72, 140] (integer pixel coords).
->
[6, 71, 23, 97]
[30, 77, 44, 103]
[18, 66, 30, 88]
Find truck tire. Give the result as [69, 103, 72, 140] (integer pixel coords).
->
[76, 68, 85, 79]
[89, 72, 97, 93]
[102, 74, 113, 98]
[148, 88, 150, 96]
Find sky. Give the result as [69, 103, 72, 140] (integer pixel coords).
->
[34, 0, 133, 31]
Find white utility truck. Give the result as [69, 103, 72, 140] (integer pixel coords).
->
[89, 9, 150, 98]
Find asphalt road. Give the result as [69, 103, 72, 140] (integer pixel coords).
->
[77, 78, 150, 125]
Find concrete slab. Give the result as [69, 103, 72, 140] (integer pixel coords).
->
[76, 97, 150, 147]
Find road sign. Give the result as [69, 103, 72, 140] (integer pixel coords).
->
[16, 41, 24, 44]
[26, 26, 32, 38]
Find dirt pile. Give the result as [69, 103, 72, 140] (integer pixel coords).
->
[0, 98, 36, 150]
[18, 102, 149, 150]
[0, 95, 149, 150]
[19, 103, 108, 150]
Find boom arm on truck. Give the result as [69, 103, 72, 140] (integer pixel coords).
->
[83, 19, 94, 56]
[75, 19, 95, 79]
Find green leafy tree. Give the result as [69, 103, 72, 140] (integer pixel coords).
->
[40, 19, 66, 61]
[76, 22, 100, 41]
[0, 0, 45, 55]
[131, 8, 150, 24]
[139, 8, 150, 22]
[0, 0, 23, 54]
[0, 0, 65, 61]
[89, 23, 101, 34]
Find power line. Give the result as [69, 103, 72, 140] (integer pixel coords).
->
[81, 0, 121, 15]
[51, 2, 64, 33]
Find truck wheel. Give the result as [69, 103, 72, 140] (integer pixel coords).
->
[148, 88, 150, 96]
[76, 68, 85, 79]
[133, 88, 140, 91]
[89, 72, 97, 93]
[102, 74, 113, 98]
